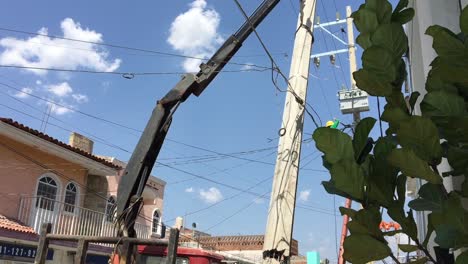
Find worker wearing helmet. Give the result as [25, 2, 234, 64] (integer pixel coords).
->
[325, 119, 340, 129]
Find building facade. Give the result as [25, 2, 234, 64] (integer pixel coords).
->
[179, 234, 299, 263]
[0, 118, 166, 263]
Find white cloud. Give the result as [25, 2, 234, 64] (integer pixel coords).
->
[199, 187, 223, 203]
[0, 18, 121, 75]
[46, 101, 73, 115]
[14, 87, 33, 98]
[47, 82, 73, 97]
[72, 93, 88, 103]
[185, 187, 194, 193]
[299, 190, 311, 202]
[168, 0, 224, 72]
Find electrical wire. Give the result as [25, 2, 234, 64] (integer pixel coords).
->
[318, 0, 349, 89]
[232, 0, 323, 128]
[0, 26, 272, 70]
[0, 64, 270, 77]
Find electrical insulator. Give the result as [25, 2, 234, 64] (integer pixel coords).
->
[329, 54, 336, 65]
[315, 16, 320, 25]
[336, 12, 340, 21]
[313, 57, 320, 68]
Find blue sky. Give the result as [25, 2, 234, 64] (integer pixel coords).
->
[0, 0, 398, 261]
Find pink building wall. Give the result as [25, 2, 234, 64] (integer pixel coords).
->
[0, 134, 87, 220]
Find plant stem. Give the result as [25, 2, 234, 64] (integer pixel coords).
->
[415, 240, 437, 264]
[390, 253, 401, 264]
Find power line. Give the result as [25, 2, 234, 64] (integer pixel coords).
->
[204, 190, 270, 232]
[0, 26, 272, 70]
[318, 0, 349, 88]
[0, 64, 270, 77]
[165, 175, 272, 223]
[232, 0, 322, 129]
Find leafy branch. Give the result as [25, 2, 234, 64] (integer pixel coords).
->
[312, 0, 468, 263]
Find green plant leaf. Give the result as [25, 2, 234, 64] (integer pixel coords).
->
[343, 235, 391, 263]
[435, 224, 461, 249]
[438, 116, 468, 144]
[353, 206, 383, 238]
[408, 91, 420, 113]
[426, 73, 459, 94]
[430, 194, 467, 249]
[393, 0, 408, 14]
[408, 183, 445, 211]
[352, 7, 379, 34]
[365, 0, 392, 24]
[330, 160, 365, 200]
[460, 5, 468, 35]
[353, 117, 376, 163]
[356, 33, 372, 49]
[426, 25, 465, 60]
[339, 207, 357, 218]
[421, 90, 467, 118]
[392, 8, 415, 25]
[313, 128, 354, 164]
[456, 250, 468, 264]
[371, 23, 408, 60]
[383, 230, 403, 236]
[398, 244, 418, 252]
[447, 146, 468, 176]
[388, 148, 442, 184]
[396, 174, 407, 205]
[362, 47, 398, 81]
[354, 69, 393, 96]
[396, 116, 443, 163]
[462, 176, 468, 197]
[367, 138, 398, 207]
[381, 105, 410, 132]
[322, 181, 364, 202]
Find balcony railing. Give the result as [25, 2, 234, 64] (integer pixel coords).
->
[18, 196, 153, 242]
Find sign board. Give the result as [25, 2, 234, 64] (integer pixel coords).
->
[338, 89, 370, 114]
[307, 251, 320, 264]
[0, 242, 53, 260]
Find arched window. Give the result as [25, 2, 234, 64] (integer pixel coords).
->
[105, 196, 116, 222]
[64, 183, 78, 213]
[152, 210, 160, 234]
[36, 176, 58, 211]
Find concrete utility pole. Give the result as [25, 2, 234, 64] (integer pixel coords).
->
[262, 0, 317, 263]
[338, 7, 359, 264]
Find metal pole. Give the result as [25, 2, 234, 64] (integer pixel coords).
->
[262, 0, 317, 263]
[338, 6, 359, 264]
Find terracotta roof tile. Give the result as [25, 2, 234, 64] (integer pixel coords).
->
[0, 118, 121, 170]
[0, 214, 36, 234]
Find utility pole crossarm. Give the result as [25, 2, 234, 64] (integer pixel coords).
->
[262, 0, 317, 263]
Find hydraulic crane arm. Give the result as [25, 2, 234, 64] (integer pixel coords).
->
[116, 0, 281, 237]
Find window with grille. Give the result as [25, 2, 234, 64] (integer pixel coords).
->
[64, 182, 77, 213]
[106, 196, 116, 222]
[152, 210, 160, 234]
[36, 176, 58, 211]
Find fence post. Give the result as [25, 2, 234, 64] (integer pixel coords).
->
[167, 228, 180, 264]
[34, 223, 51, 264]
[75, 239, 89, 264]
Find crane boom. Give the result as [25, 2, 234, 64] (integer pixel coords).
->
[116, 0, 281, 237]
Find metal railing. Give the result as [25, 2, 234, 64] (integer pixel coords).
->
[18, 196, 153, 241]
